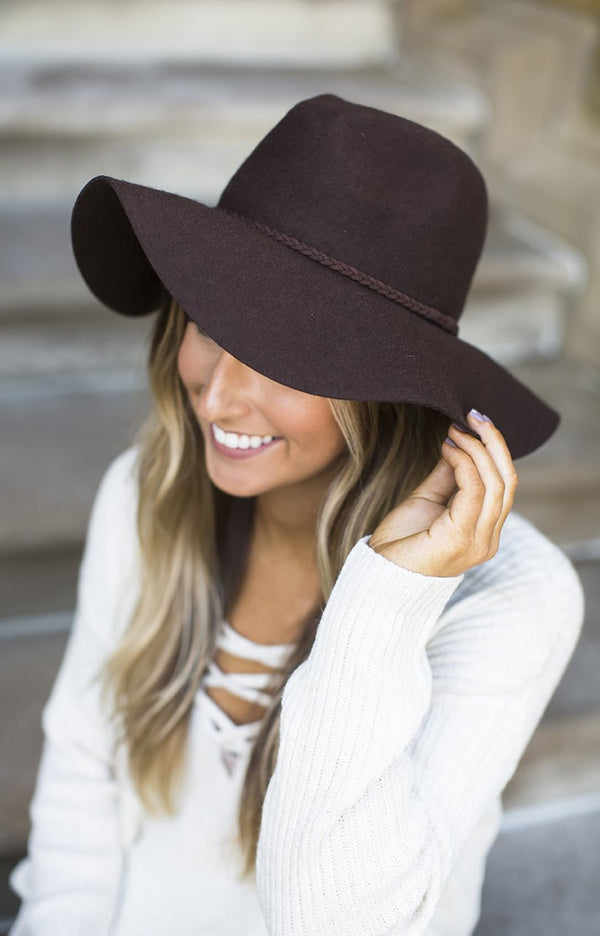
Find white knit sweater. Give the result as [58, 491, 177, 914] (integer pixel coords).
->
[9, 445, 585, 936]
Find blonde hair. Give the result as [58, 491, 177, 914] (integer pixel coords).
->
[100, 295, 451, 879]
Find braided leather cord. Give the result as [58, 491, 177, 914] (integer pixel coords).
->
[217, 207, 459, 336]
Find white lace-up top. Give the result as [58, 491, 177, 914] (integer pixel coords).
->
[8, 445, 585, 936]
[199, 619, 295, 775]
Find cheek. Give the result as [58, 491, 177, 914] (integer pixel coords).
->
[177, 333, 198, 387]
[322, 423, 347, 458]
[295, 403, 346, 455]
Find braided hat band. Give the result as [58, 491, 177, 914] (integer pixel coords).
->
[218, 207, 459, 337]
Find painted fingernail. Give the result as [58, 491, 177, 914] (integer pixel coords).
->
[468, 408, 493, 424]
[445, 436, 458, 447]
[451, 422, 465, 432]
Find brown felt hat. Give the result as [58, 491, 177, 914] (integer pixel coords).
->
[71, 93, 559, 459]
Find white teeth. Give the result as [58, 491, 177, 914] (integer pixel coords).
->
[212, 424, 276, 450]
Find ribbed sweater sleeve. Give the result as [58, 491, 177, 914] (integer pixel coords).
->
[8, 447, 140, 936]
[255, 519, 585, 935]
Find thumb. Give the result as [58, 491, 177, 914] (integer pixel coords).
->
[409, 453, 457, 506]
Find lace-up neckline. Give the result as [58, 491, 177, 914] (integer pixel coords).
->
[198, 619, 297, 772]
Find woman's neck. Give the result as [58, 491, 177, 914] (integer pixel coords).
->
[252, 459, 341, 560]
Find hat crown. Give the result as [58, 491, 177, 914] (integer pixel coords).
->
[217, 94, 488, 323]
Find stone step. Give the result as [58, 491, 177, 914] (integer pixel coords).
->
[473, 806, 600, 935]
[492, 121, 600, 372]
[461, 208, 587, 363]
[0, 58, 487, 142]
[0, 59, 489, 208]
[0, 627, 68, 855]
[1, 0, 397, 69]
[403, 0, 597, 87]
[0, 853, 20, 931]
[398, 0, 600, 377]
[0, 373, 149, 553]
[509, 355, 600, 551]
[543, 557, 600, 719]
[400, 0, 599, 165]
[502, 713, 600, 818]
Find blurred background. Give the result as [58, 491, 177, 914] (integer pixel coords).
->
[1, 0, 600, 932]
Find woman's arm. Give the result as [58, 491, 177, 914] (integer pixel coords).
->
[255, 521, 584, 936]
[9, 447, 140, 936]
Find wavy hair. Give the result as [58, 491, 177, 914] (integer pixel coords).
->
[100, 295, 451, 880]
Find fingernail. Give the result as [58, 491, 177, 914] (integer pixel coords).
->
[451, 422, 465, 432]
[445, 436, 458, 448]
[468, 408, 493, 424]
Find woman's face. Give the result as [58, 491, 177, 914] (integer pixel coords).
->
[177, 319, 348, 499]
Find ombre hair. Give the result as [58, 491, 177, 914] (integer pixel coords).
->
[100, 295, 451, 879]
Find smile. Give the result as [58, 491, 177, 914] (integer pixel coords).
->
[210, 423, 282, 459]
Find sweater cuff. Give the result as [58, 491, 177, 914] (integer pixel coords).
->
[336, 533, 465, 641]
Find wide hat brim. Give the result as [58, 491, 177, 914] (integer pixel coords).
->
[71, 174, 560, 460]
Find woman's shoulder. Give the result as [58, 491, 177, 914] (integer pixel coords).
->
[462, 509, 584, 600]
[82, 444, 142, 589]
[443, 509, 586, 679]
[94, 443, 140, 509]
[86, 443, 141, 540]
[76, 444, 143, 647]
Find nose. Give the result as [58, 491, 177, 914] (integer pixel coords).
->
[194, 348, 258, 423]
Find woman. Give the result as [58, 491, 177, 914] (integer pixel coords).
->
[9, 94, 585, 936]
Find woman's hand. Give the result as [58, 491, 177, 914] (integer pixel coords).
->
[368, 409, 519, 578]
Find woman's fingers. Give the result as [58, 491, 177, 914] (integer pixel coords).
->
[465, 409, 517, 481]
[408, 451, 459, 506]
[371, 412, 519, 577]
[463, 411, 519, 536]
[443, 410, 518, 555]
[441, 433, 488, 541]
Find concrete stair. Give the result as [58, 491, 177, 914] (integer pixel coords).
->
[1, 0, 398, 69]
[510, 355, 600, 552]
[1, 1, 599, 933]
[399, 0, 600, 371]
[399, 0, 598, 165]
[495, 124, 600, 371]
[0, 60, 488, 218]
